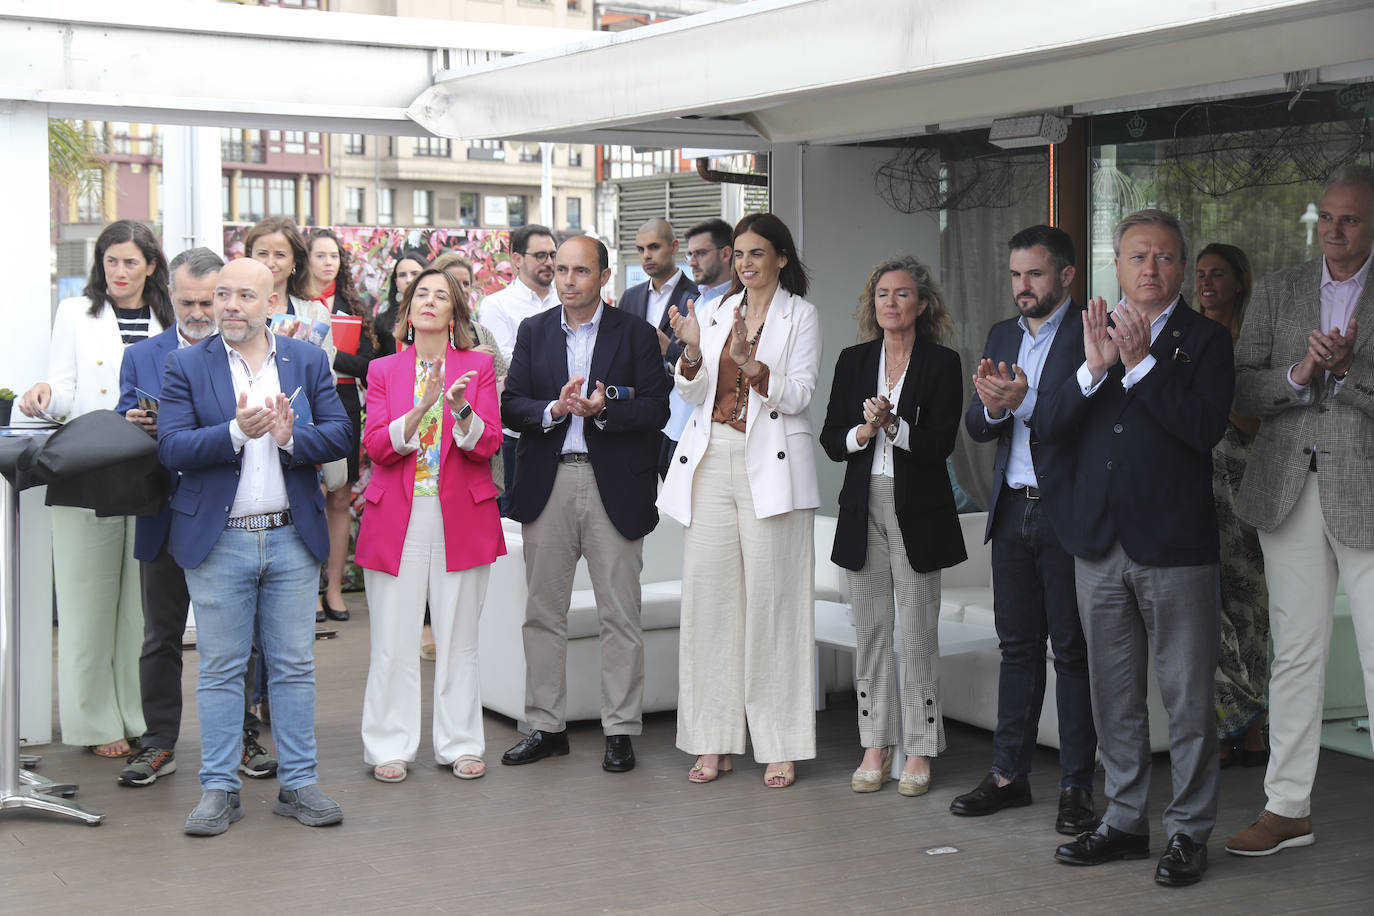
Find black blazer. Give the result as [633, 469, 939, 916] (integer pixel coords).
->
[820, 338, 967, 574]
[501, 303, 671, 541]
[964, 302, 1085, 544]
[1035, 299, 1233, 566]
[618, 270, 698, 369]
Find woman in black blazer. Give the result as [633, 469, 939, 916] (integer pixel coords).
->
[819, 255, 966, 798]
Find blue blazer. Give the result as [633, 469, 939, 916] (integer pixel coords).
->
[617, 270, 698, 369]
[501, 303, 670, 541]
[156, 334, 351, 569]
[1034, 300, 1232, 566]
[964, 303, 1085, 544]
[117, 327, 181, 562]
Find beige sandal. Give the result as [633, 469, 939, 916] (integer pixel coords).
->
[373, 760, 408, 783]
[764, 761, 796, 788]
[453, 755, 486, 779]
[688, 754, 733, 783]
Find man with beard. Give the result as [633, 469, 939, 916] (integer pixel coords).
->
[954, 225, 1098, 836]
[157, 257, 350, 835]
[116, 248, 278, 788]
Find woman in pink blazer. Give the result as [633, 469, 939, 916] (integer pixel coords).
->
[354, 267, 505, 783]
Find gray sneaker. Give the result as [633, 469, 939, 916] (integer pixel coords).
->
[119, 746, 176, 787]
[184, 789, 244, 836]
[239, 734, 278, 779]
[274, 784, 343, 827]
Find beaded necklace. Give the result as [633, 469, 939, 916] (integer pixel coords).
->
[727, 290, 766, 424]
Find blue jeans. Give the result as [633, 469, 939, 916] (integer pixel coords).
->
[989, 487, 1096, 788]
[185, 524, 320, 791]
[499, 434, 519, 516]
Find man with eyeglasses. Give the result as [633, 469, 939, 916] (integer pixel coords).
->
[479, 224, 560, 511]
[684, 218, 735, 322]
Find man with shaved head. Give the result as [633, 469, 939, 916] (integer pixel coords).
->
[620, 218, 698, 474]
[500, 235, 671, 773]
[157, 256, 351, 836]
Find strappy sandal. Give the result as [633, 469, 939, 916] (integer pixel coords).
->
[688, 754, 733, 783]
[764, 761, 796, 788]
[373, 760, 408, 783]
[453, 755, 486, 779]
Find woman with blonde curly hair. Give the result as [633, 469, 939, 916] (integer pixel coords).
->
[819, 254, 966, 798]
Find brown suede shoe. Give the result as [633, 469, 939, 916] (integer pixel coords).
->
[1225, 810, 1315, 857]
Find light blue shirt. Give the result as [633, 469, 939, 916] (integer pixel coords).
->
[985, 298, 1072, 489]
[542, 303, 604, 453]
[665, 279, 735, 442]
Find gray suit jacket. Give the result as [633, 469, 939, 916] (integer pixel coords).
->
[1234, 257, 1374, 547]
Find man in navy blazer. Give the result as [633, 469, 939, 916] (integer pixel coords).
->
[954, 226, 1097, 837]
[619, 218, 698, 475]
[500, 236, 670, 773]
[114, 248, 276, 788]
[157, 258, 350, 836]
[1037, 211, 1233, 887]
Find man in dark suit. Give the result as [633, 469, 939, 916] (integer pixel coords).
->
[499, 236, 670, 773]
[1226, 165, 1374, 857]
[619, 218, 698, 475]
[158, 258, 350, 836]
[115, 247, 277, 788]
[953, 226, 1097, 836]
[1037, 210, 1233, 887]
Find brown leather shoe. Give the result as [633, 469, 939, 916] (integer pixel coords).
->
[1225, 810, 1315, 857]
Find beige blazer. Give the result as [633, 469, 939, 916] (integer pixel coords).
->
[1234, 257, 1374, 548]
[48, 296, 166, 420]
[657, 289, 822, 525]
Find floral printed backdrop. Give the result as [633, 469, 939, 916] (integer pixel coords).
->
[223, 225, 513, 592]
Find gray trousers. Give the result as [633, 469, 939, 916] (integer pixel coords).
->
[521, 462, 645, 735]
[1075, 541, 1220, 843]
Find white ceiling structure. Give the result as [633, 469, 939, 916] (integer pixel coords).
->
[409, 0, 1374, 150]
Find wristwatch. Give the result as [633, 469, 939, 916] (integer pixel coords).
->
[454, 403, 473, 421]
[605, 385, 635, 400]
[884, 414, 900, 439]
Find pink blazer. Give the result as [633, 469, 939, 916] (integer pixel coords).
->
[354, 347, 506, 576]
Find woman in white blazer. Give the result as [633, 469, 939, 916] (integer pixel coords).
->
[18, 220, 170, 757]
[659, 212, 821, 789]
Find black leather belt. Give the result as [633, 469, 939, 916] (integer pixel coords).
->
[558, 452, 591, 464]
[226, 509, 292, 531]
[1006, 483, 1041, 500]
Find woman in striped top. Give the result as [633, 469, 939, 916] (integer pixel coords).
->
[17, 220, 171, 757]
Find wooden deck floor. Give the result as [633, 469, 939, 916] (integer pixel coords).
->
[7, 593, 1373, 915]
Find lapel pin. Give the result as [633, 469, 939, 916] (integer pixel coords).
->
[1172, 348, 1191, 364]
[1172, 330, 1181, 338]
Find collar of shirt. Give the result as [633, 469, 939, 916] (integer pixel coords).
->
[698, 279, 733, 305]
[650, 270, 682, 298]
[222, 328, 278, 376]
[1017, 295, 1072, 339]
[176, 327, 197, 348]
[1121, 295, 1180, 346]
[512, 275, 558, 309]
[1320, 249, 1373, 292]
[560, 302, 605, 335]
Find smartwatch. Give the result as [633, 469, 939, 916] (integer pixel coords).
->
[605, 385, 635, 400]
[454, 403, 473, 421]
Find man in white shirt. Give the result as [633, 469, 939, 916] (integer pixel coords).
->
[157, 258, 350, 837]
[479, 224, 559, 510]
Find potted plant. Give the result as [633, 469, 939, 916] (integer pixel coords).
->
[0, 388, 14, 427]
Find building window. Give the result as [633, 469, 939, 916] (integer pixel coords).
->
[267, 177, 296, 219]
[377, 188, 394, 226]
[221, 174, 230, 221]
[76, 169, 104, 223]
[283, 130, 306, 155]
[344, 187, 365, 224]
[223, 129, 265, 163]
[517, 143, 543, 164]
[240, 176, 266, 222]
[569, 145, 584, 167]
[413, 137, 452, 158]
[507, 194, 527, 228]
[467, 140, 505, 161]
[413, 189, 432, 226]
[566, 196, 582, 230]
[458, 192, 480, 227]
[343, 134, 366, 155]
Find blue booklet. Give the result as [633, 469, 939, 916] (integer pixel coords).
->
[287, 386, 313, 425]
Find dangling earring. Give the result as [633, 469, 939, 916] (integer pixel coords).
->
[449, 321, 456, 350]
[404, 320, 415, 344]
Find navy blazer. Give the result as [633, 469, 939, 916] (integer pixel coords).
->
[819, 338, 967, 574]
[117, 327, 181, 562]
[156, 334, 351, 569]
[964, 303, 1085, 544]
[501, 303, 671, 541]
[1035, 300, 1233, 566]
[617, 270, 698, 369]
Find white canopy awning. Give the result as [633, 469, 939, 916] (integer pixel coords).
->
[409, 0, 1374, 148]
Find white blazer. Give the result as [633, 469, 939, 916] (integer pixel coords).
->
[657, 289, 822, 525]
[47, 296, 166, 420]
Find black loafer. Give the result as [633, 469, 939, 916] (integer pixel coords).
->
[1056, 785, 1100, 835]
[315, 608, 326, 623]
[1155, 833, 1207, 886]
[322, 602, 350, 622]
[1055, 825, 1150, 865]
[501, 729, 570, 765]
[602, 735, 635, 772]
[950, 772, 1032, 817]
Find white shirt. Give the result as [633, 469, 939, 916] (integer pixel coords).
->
[844, 344, 913, 477]
[480, 276, 558, 439]
[224, 332, 292, 517]
[541, 304, 604, 453]
[984, 298, 1071, 488]
[645, 270, 683, 331]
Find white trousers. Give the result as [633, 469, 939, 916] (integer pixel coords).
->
[1260, 471, 1374, 818]
[361, 496, 491, 766]
[676, 424, 817, 763]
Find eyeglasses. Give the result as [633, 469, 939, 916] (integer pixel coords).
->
[687, 246, 725, 261]
[520, 250, 557, 263]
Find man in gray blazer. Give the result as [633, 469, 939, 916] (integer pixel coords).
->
[1226, 165, 1374, 858]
